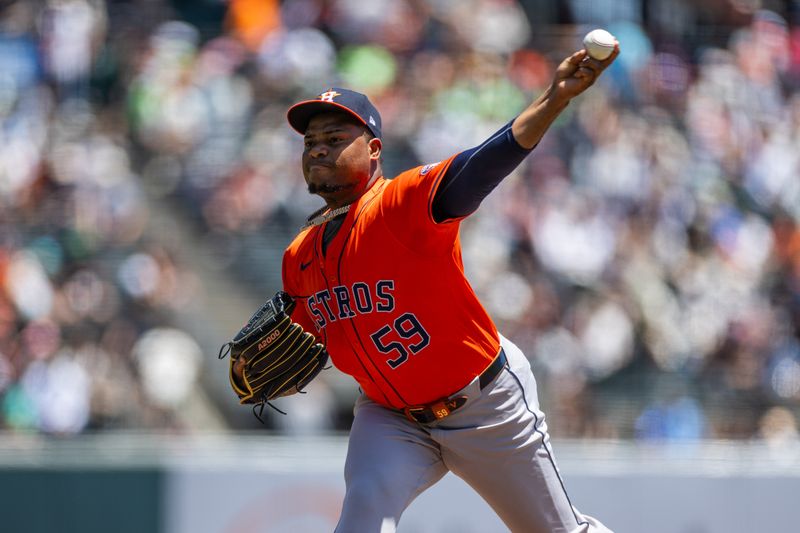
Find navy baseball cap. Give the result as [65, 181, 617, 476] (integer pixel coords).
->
[287, 88, 382, 139]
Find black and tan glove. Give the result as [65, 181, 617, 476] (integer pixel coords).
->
[218, 291, 328, 415]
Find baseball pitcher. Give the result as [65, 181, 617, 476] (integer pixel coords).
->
[224, 41, 619, 532]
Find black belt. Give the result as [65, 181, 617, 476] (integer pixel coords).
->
[403, 348, 507, 424]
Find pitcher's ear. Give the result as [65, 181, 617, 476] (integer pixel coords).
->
[368, 137, 382, 159]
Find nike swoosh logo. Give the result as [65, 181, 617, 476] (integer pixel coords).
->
[300, 260, 313, 271]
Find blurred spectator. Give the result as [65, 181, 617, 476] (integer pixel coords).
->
[757, 405, 800, 466]
[635, 395, 708, 441]
[758, 405, 800, 446]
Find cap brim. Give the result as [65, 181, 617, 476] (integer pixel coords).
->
[287, 100, 367, 135]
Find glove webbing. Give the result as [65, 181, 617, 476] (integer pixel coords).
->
[251, 350, 327, 423]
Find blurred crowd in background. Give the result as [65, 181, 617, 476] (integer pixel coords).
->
[1, 0, 800, 445]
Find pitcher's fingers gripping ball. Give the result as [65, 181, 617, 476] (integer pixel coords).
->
[218, 291, 328, 416]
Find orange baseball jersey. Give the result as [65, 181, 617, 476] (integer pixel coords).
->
[282, 155, 501, 409]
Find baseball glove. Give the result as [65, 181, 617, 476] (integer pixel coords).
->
[218, 291, 328, 416]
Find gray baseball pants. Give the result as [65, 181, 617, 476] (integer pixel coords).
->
[334, 335, 613, 533]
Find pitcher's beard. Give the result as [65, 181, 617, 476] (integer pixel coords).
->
[307, 182, 356, 194]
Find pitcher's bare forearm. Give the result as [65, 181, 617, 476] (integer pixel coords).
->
[511, 85, 571, 149]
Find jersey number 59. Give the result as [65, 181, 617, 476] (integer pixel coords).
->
[370, 313, 431, 369]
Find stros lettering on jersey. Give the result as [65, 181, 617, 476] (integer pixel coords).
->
[281, 156, 500, 409]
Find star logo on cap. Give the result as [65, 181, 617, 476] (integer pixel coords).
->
[319, 90, 341, 102]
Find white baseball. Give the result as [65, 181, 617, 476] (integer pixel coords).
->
[582, 29, 616, 60]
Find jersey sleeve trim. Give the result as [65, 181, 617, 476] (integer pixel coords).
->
[425, 155, 465, 226]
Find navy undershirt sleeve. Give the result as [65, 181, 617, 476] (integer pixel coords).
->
[431, 119, 534, 222]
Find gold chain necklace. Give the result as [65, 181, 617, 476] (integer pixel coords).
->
[302, 204, 351, 229]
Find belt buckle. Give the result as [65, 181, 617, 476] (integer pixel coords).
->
[430, 401, 452, 420]
[402, 403, 448, 424]
[403, 396, 468, 424]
